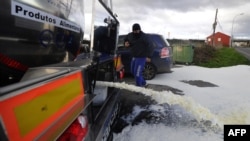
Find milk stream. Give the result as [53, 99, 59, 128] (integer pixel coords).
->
[96, 81, 224, 132]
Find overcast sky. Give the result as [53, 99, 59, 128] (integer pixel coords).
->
[85, 0, 250, 40]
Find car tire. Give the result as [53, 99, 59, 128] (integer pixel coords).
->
[143, 62, 156, 80]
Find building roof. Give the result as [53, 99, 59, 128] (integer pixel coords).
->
[207, 32, 230, 38]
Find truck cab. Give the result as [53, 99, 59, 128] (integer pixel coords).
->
[0, 0, 121, 140]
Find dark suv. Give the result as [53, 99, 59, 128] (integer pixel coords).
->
[117, 33, 173, 80]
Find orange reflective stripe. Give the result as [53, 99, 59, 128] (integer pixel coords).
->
[0, 71, 85, 141]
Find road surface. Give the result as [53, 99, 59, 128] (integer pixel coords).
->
[235, 47, 250, 60]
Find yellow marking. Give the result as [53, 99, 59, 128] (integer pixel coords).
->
[14, 79, 82, 136]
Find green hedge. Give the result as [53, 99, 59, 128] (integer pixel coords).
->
[193, 47, 250, 68]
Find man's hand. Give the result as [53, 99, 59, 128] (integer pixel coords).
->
[124, 41, 130, 47]
[146, 57, 151, 62]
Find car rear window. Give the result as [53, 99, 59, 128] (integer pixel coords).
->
[118, 34, 170, 49]
[150, 34, 170, 48]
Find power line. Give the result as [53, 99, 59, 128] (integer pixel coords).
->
[217, 19, 224, 32]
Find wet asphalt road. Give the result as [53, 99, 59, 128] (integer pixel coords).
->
[235, 47, 250, 60]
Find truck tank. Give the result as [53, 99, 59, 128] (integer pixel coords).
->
[0, 0, 85, 86]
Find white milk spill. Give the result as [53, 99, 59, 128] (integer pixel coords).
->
[96, 81, 239, 141]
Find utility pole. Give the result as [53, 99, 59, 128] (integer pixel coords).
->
[212, 8, 218, 47]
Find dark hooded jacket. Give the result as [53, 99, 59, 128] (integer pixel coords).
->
[124, 32, 154, 58]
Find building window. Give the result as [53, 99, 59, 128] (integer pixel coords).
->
[208, 38, 211, 41]
[218, 38, 221, 41]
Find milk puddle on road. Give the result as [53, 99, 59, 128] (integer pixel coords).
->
[97, 81, 225, 141]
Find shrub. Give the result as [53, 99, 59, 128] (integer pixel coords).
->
[193, 46, 250, 68]
[193, 45, 216, 65]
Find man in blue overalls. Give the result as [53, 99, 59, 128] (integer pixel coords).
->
[124, 23, 154, 87]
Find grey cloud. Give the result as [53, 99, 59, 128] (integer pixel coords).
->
[95, 0, 250, 39]
[233, 16, 250, 37]
[114, 0, 250, 12]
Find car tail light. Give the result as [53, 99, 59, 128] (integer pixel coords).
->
[119, 68, 125, 79]
[160, 47, 170, 58]
[57, 115, 88, 141]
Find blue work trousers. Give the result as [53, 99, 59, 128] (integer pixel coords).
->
[130, 57, 146, 87]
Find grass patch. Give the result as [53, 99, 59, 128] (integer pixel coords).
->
[194, 47, 250, 68]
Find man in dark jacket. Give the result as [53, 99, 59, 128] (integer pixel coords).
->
[124, 23, 154, 87]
